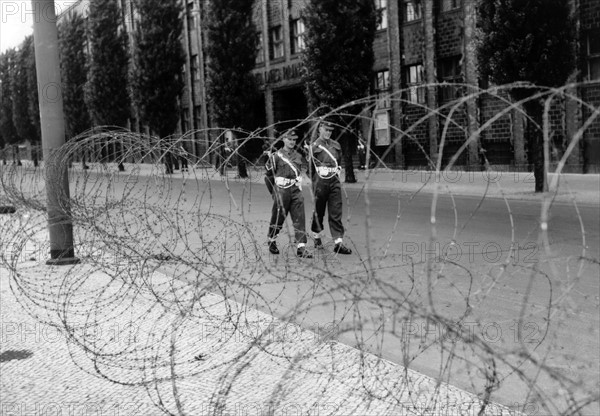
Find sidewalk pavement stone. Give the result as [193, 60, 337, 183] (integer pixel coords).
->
[1, 259, 519, 415]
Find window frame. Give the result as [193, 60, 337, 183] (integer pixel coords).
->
[375, 70, 390, 92]
[438, 56, 462, 103]
[374, 111, 390, 146]
[269, 26, 284, 60]
[256, 32, 265, 64]
[440, 0, 460, 12]
[403, 0, 422, 22]
[376, 0, 388, 30]
[290, 18, 305, 55]
[374, 70, 391, 109]
[586, 31, 600, 81]
[405, 64, 426, 104]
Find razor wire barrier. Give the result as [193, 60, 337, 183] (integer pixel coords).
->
[0, 82, 599, 415]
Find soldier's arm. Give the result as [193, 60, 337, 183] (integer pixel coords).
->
[265, 152, 276, 172]
[264, 173, 275, 195]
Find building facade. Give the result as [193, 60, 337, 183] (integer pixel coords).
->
[59, 0, 600, 172]
[579, 0, 600, 172]
[186, 0, 600, 171]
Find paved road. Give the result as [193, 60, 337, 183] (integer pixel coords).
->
[72, 167, 596, 415]
[187, 176, 599, 414]
[3, 164, 598, 414]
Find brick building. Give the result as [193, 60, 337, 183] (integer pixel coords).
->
[187, 0, 600, 171]
[59, 0, 600, 172]
[579, 0, 600, 172]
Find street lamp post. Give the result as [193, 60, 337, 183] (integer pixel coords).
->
[32, 0, 79, 265]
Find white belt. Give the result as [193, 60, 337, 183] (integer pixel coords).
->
[316, 166, 340, 177]
[274, 176, 299, 188]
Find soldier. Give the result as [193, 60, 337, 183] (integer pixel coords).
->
[307, 119, 352, 254]
[265, 129, 312, 258]
[263, 138, 284, 195]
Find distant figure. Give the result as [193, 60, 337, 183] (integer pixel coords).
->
[265, 129, 312, 259]
[357, 132, 376, 169]
[215, 131, 232, 175]
[306, 118, 352, 255]
[357, 136, 366, 170]
[179, 145, 189, 172]
[165, 153, 174, 174]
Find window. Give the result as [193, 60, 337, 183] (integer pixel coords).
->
[376, 0, 387, 30]
[374, 111, 390, 146]
[375, 70, 390, 91]
[256, 32, 265, 64]
[587, 31, 600, 81]
[440, 0, 460, 12]
[290, 19, 305, 55]
[374, 70, 390, 108]
[438, 56, 462, 102]
[269, 26, 284, 60]
[405, 64, 425, 104]
[403, 0, 422, 22]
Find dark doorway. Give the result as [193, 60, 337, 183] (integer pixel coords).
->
[244, 93, 267, 161]
[272, 87, 309, 140]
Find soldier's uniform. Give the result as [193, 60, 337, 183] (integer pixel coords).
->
[265, 131, 312, 258]
[308, 121, 352, 254]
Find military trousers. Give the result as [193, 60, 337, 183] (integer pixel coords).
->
[267, 185, 307, 244]
[310, 176, 344, 240]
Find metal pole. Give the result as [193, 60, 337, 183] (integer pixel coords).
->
[32, 0, 79, 265]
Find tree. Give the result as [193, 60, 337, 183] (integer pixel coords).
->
[11, 36, 39, 166]
[206, 0, 259, 177]
[59, 12, 92, 168]
[132, 0, 185, 174]
[0, 50, 19, 165]
[302, 0, 377, 183]
[85, 0, 130, 171]
[476, 0, 576, 192]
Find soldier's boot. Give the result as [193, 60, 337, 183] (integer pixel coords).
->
[268, 240, 279, 255]
[296, 246, 313, 259]
[334, 242, 352, 255]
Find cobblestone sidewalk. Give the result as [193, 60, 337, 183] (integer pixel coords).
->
[1, 259, 519, 416]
